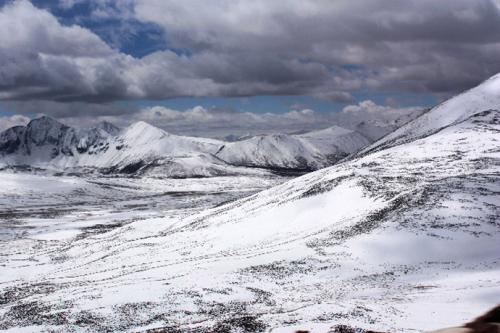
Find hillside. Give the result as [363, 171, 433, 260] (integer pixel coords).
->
[0, 75, 498, 332]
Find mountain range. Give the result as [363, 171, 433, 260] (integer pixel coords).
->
[0, 111, 419, 177]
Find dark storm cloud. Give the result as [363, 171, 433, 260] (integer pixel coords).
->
[2, 100, 135, 118]
[130, 0, 500, 95]
[0, 0, 500, 105]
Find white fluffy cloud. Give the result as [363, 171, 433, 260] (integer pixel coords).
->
[0, 1, 355, 103]
[1, 98, 424, 138]
[0, 115, 30, 132]
[343, 100, 421, 116]
[0, 0, 136, 101]
[53, 102, 421, 138]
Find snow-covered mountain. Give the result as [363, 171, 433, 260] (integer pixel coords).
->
[0, 116, 119, 162]
[358, 73, 500, 156]
[215, 126, 370, 170]
[1, 75, 498, 332]
[0, 117, 374, 176]
[0, 119, 256, 177]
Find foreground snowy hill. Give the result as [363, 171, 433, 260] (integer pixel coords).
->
[0, 117, 374, 176]
[0, 75, 498, 332]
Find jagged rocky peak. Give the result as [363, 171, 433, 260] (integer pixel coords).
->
[0, 116, 121, 158]
[0, 125, 26, 154]
[95, 121, 120, 136]
[305, 125, 355, 136]
[25, 116, 70, 146]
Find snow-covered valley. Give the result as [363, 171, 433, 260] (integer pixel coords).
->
[0, 74, 499, 333]
[0, 171, 287, 242]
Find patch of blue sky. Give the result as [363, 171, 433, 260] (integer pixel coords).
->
[132, 95, 347, 114]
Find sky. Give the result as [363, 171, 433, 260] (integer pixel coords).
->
[0, 0, 500, 137]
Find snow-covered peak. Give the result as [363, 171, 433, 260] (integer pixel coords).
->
[126, 120, 163, 133]
[362, 72, 500, 154]
[122, 121, 169, 144]
[26, 116, 65, 131]
[215, 125, 371, 170]
[298, 125, 356, 139]
[127, 120, 156, 131]
[26, 116, 70, 146]
[27, 115, 61, 127]
[298, 125, 370, 158]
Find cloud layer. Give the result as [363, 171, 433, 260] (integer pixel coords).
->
[0, 115, 30, 132]
[0, 0, 499, 105]
[42, 101, 421, 139]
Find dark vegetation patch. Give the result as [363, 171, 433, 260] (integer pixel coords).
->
[246, 287, 276, 306]
[358, 176, 406, 200]
[313, 305, 376, 324]
[0, 208, 72, 220]
[75, 222, 125, 240]
[187, 301, 267, 333]
[0, 301, 69, 329]
[73, 310, 106, 327]
[397, 174, 500, 233]
[111, 302, 180, 331]
[412, 284, 437, 290]
[240, 259, 314, 279]
[350, 272, 396, 289]
[208, 315, 267, 333]
[141, 314, 266, 333]
[328, 324, 369, 333]
[221, 160, 313, 176]
[298, 175, 350, 199]
[142, 326, 183, 333]
[120, 161, 147, 174]
[0, 283, 58, 305]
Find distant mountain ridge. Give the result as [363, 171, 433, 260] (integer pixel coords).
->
[0, 113, 415, 177]
[0, 116, 119, 158]
[215, 126, 371, 170]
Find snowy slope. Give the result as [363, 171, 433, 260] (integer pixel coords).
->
[215, 126, 370, 170]
[0, 76, 498, 332]
[297, 125, 371, 158]
[215, 133, 326, 170]
[359, 73, 500, 155]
